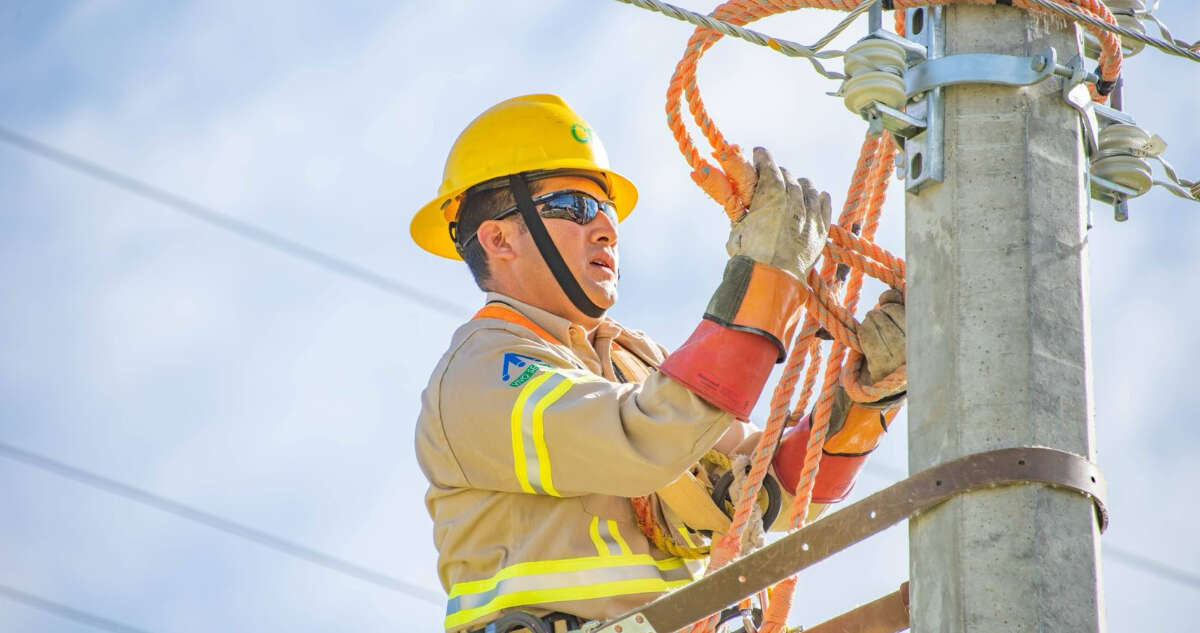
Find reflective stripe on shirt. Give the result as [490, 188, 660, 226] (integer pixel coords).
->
[509, 368, 600, 496]
[589, 516, 633, 557]
[444, 554, 692, 630]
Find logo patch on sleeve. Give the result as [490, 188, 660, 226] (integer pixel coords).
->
[501, 352, 548, 386]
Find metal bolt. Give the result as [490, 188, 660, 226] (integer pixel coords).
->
[635, 615, 644, 624]
[614, 626, 623, 633]
[1115, 199, 1130, 222]
[738, 575, 747, 583]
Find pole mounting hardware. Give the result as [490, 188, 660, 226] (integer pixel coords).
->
[900, 6, 944, 193]
[1061, 59, 1200, 222]
[905, 47, 1061, 98]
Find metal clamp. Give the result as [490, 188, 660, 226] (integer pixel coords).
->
[905, 47, 1061, 98]
[901, 5, 944, 193]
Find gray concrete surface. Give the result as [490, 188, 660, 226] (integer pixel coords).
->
[905, 5, 1104, 632]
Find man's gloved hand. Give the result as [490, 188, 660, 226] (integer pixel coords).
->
[859, 289, 906, 384]
[661, 148, 833, 417]
[726, 147, 832, 279]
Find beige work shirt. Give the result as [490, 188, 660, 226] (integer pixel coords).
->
[415, 292, 735, 632]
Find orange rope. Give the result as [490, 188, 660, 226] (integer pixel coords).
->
[662, 3, 1124, 632]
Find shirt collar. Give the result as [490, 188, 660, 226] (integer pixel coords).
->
[483, 292, 582, 346]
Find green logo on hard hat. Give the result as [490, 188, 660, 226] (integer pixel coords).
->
[570, 123, 592, 143]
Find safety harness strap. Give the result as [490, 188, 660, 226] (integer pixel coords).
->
[509, 173, 606, 318]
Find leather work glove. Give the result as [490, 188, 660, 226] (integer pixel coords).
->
[859, 289, 906, 384]
[726, 147, 832, 280]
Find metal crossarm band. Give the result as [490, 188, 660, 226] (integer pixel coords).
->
[595, 447, 1107, 633]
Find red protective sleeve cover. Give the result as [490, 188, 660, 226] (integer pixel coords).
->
[772, 414, 869, 504]
[659, 319, 779, 419]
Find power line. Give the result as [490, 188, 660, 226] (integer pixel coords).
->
[0, 582, 157, 633]
[0, 441, 444, 607]
[3, 123, 1197, 605]
[0, 125, 470, 318]
[1106, 546, 1200, 590]
[8, 439, 1198, 601]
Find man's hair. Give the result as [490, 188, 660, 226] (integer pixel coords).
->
[455, 182, 533, 290]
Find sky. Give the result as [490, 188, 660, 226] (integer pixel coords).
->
[1, 1, 1198, 632]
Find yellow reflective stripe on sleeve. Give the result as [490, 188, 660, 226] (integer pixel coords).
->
[509, 370, 555, 494]
[531, 377, 573, 497]
[607, 520, 633, 556]
[509, 366, 602, 496]
[588, 516, 608, 556]
[445, 554, 691, 630]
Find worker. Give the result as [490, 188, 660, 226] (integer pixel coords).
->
[413, 94, 907, 633]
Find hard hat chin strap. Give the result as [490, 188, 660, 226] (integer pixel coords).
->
[509, 173, 607, 319]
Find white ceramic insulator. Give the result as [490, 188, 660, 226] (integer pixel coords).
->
[843, 72, 907, 113]
[1098, 123, 1150, 154]
[1092, 123, 1154, 195]
[842, 38, 907, 114]
[844, 39, 906, 77]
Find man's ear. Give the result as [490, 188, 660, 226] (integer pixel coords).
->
[477, 219, 520, 262]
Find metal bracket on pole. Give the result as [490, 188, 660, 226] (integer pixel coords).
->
[905, 47, 1060, 97]
[1061, 54, 1110, 156]
[903, 6, 945, 193]
[865, 102, 926, 139]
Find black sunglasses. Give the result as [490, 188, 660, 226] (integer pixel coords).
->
[457, 190, 618, 250]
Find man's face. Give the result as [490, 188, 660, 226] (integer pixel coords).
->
[511, 174, 620, 314]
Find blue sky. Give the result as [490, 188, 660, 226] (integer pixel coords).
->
[1, 1, 1198, 631]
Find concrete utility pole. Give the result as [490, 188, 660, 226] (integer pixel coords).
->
[905, 5, 1104, 633]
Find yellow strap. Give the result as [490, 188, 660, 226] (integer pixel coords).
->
[657, 471, 732, 533]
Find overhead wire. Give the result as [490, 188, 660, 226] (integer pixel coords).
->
[0, 582, 157, 633]
[1105, 547, 1200, 590]
[0, 126, 456, 611]
[0, 125, 471, 319]
[0, 441, 445, 607]
[1023, 0, 1200, 63]
[613, 0, 877, 79]
[1140, 10, 1200, 55]
[614, 0, 873, 57]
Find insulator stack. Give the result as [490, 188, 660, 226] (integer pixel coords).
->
[841, 37, 907, 114]
[1092, 123, 1154, 197]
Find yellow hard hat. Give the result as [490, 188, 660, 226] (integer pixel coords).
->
[412, 94, 638, 260]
